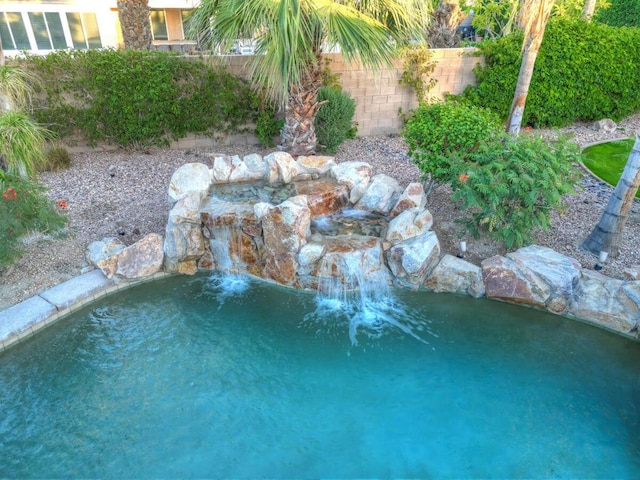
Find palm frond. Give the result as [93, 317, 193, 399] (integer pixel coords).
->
[0, 110, 52, 178]
[0, 66, 40, 113]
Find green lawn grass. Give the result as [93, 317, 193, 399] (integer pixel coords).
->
[581, 138, 639, 198]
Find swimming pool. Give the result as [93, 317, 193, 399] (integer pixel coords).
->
[1, 273, 638, 478]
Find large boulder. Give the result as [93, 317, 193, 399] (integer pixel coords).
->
[262, 196, 311, 285]
[507, 245, 581, 313]
[390, 182, 426, 218]
[481, 246, 581, 313]
[296, 155, 336, 175]
[201, 198, 263, 275]
[294, 179, 349, 218]
[355, 174, 402, 215]
[86, 237, 126, 279]
[314, 235, 390, 292]
[163, 191, 206, 274]
[385, 231, 440, 288]
[385, 207, 433, 244]
[569, 271, 639, 336]
[167, 162, 212, 202]
[330, 161, 373, 203]
[425, 254, 485, 298]
[265, 151, 306, 184]
[115, 233, 164, 279]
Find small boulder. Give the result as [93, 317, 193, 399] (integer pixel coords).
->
[590, 119, 617, 133]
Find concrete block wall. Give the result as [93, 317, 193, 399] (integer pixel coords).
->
[224, 48, 483, 137]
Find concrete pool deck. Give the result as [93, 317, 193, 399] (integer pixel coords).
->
[0, 269, 171, 353]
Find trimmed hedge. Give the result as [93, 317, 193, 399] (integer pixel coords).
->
[595, 0, 640, 27]
[23, 49, 258, 147]
[460, 18, 640, 127]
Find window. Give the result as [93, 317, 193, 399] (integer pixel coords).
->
[28, 12, 66, 50]
[0, 12, 30, 50]
[150, 10, 168, 40]
[66, 12, 102, 50]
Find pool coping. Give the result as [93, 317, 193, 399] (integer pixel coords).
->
[0, 269, 173, 353]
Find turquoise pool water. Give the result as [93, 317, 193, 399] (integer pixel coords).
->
[1, 274, 639, 478]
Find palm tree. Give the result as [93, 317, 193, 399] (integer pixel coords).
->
[187, 0, 428, 155]
[117, 0, 153, 50]
[506, 0, 555, 134]
[582, 135, 640, 259]
[581, 0, 596, 21]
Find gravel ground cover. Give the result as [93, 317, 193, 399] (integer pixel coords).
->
[1, 115, 639, 311]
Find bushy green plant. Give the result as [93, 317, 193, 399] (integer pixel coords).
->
[315, 86, 356, 154]
[24, 49, 258, 147]
[460, 18, 640, 127]
[595, 0, 640, 27]
[254, 91, 284, 148]
[450, 134, 581, 248]
[42, 144, 71, 171]
[0, 110, 52, 178]
[0, 171, 67, 267]
[402, 102, 503, 184]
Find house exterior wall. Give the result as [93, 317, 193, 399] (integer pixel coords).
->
[0, 1, 199, 55]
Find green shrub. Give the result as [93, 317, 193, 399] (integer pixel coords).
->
[24, 49, 258, 148]
[0, 110, 52, 178]
[595, 0, 640, 27]
[315, 86, 356, 154]
[0, 171, 67, 267]
[451, 134, 581, 248]
[402, 102, 503, 184]
[460, 18, 640, 127]
[42, 144, 71, 171]
[254, 91, 284, 148]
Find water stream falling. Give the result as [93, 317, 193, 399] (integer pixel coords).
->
[207, 225, 251, 303]
[306, 247, 431, 346]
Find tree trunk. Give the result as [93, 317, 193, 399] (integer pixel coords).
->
[117, 0, 153, 50]
[506, 47, 539, 134]
[279, 55, 324, 156]
[582, 135, 640, 258]
[506, 0, 554, 134]
[581, 0, 597, 21]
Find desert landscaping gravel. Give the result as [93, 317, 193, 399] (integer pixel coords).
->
[1, 115, 639, 311]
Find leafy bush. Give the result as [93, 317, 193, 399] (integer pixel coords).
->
[402, 102, 502, 184]
[315, 86, 356, 154]
[460, 18, 640, 127]
[0, 171, 67, 267]
[254, 91, 284, 148]
[595, 0, 640, 27]
[23, 49, 258, 147]
[450, 134, 581, 248]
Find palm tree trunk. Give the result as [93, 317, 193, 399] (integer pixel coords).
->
[581, 0, 597, 21]
[279, 53, 325, 156]
[117, 0, 153, 50]
[506, 48, 539, 134]
[506, 0, 554, 134]
[582, 135, 640, 258]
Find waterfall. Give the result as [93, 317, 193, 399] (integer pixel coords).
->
[309, 247, 429, 346]
[207, 225, 250, 302]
